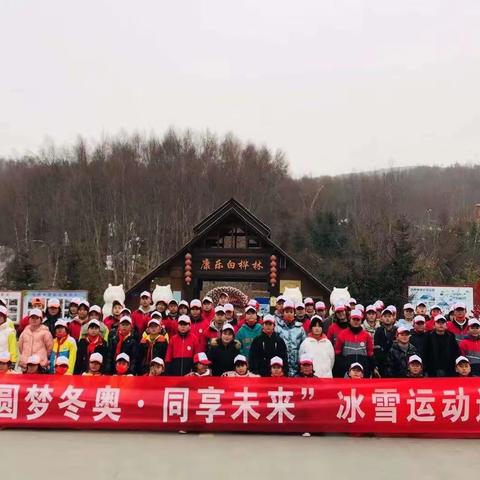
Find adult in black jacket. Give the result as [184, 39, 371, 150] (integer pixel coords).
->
[374, 311, 397, 377]
[207, 324, 241, 376]
[74, 320, 108, 374]
[423, 316, 460, 377]
[410, 315, 427, 358]
[249, 315, 288, 377]
[385, 328, 418, 377]
[107, 317, 139, 375]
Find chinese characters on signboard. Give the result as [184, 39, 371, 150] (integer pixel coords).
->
[199, 258, 267, 273]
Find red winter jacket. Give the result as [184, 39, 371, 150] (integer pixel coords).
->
[335, 326, 374, 377]
[327, 321, 349, 348]
[189, 316, 210, 351]
[131, 309, 151, 335]
[447, 320, 469, 343]
[201, 309, 215, 324]
[459, 336, 480, 375]
[165, 332, 201, 376]
[69, 319, 83, 341]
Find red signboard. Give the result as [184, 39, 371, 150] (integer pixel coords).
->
[1, 376, 480, 437]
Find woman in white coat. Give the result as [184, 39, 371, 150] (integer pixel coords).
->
[299, 316, 334, 377]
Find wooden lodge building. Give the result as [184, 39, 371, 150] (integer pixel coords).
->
[126, 199, 330, 311]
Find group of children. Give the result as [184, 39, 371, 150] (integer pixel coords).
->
[0, 292, 477, 379]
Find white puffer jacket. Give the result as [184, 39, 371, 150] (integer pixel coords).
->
[299, 335, 335, 378]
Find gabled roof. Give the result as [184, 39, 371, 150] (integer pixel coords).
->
[126, 198, 330, 296]
[193, 198, 271, 238]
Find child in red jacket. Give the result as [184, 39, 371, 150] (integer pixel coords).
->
[165, 315, 201, 375]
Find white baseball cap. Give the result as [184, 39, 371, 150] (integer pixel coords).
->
[69, 297, 82, 306]
[116, 353, 130, 363]
[348, 297, 357, 305]
[365, 305, 377, 313]
[224, 303, 234, 312]
[89, 305, 102, 314]
[87, 319, 101, 329]
[356, 304, 365, 312]
[78, 300, 90, 309]
[202, 296, 213, 304]
[283, 300, 295, 309]
[55, 356, 69, 366]
[215, 305, 226, 314]
[270, 356, 283, 367]
[299, 355, 313, 365]
[179, 300, 189, 308]
[234, 354, 247, 364]
[245, 305, 256, 313]
[349, 362, 364, 371]
[119, 315, 132, 324]
[403, 303, 414, 311]
[430, 304, 442, 311]
[350, 309, 363, 319]
[89, 352, 103, 363]
[120, 307, 131, 315]
[295, 302, 305, 309]
[263, 314, 276, 324]
[397, 326, 411, 334]
[0, 351, 11, 362]
[178, 314, 191, 324]
[27, 354, 40, 365]
[29, 308, 43, 318]
[151, 311, 162, 318]
[415, 301, 427, 308]
[413, 315, 426, 324]
[276, 295, 286, 303]
[221, 323, 235, 333]
[382, 306, 395, 315]
[140, 291, 151, 298]
[304, 297, 314, 305]
[408, 355, 422, 364]
[47, 297, 61, 308]
[54, 319, 69, 329]
[454, 302, 466, 310]
[190, 299, 202, 308]
[315, 301, 326, 310]
[0, 306, 8, 316]
[456, 356, 470, 365]
[468, 318, 480, 327]
[193, 352, 211, 365]
[150, 357, 165, 366]
[148, 318, 161, 327]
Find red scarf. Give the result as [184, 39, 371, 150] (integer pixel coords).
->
[87, 334, 103, 356]
[142, 334, 165, 364]
[55, 334, 68, 357]
[115, 331, 130, 357]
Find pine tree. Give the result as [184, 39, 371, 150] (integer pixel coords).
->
[4, 250, 39, 289]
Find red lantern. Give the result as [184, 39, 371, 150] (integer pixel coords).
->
[185, 265, 192, 272]
[269, 272, 277, 280]
[270, 255, 277, 261]
[270, 266, 277, 274]
[185, 270, 192, 278]
[270, 260, 277, 268]
[185, 253, 192, 260]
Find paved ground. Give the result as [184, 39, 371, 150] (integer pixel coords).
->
[1, 431, 479, 480]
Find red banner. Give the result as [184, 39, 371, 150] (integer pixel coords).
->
[1, 375, 480, 437]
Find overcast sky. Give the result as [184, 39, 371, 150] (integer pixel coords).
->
[1, 1, 480, 176]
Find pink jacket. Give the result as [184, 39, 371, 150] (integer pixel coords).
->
[18, 324, 53, 368]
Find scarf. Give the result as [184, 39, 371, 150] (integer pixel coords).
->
[115, 331, 130, 357]
[87, 334, 102, 356]
[55, 333, 68, 356]
[143, 334, 166, 364]
[308, 332, 326, 341]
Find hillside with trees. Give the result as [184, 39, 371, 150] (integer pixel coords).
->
[1, 130, 480, 304]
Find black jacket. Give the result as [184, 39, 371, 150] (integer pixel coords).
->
[385, 342, 417, 378]
[137, 333, 169, 375]
[74, 337, 108, 374]
[423, 331, 460, 377]
[410, 331, 427, 359]
[207, 339, 241, 376]
[107, 331, 139, 375]
[249, 332, 288, 377]
[374, 326, 397, 376]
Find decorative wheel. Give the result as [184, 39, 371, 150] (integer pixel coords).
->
[206, 286, 249, 308]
